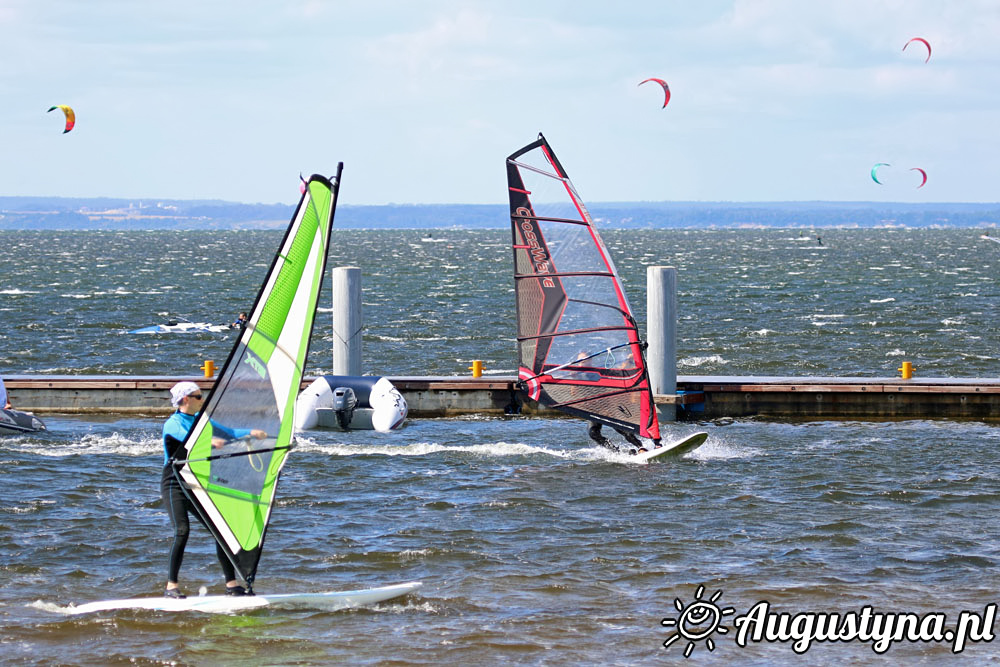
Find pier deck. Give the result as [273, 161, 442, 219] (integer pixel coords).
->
[5, 375, 1000, 421]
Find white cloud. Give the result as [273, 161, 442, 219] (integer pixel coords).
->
[0, 1, 998, 203]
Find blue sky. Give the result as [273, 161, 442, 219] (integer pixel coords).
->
[2, 0, 998, 205]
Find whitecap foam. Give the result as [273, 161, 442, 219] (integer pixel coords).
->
[9, 432, 158, 457]
[1, 499, 55, 514]
[370, 600, 438, 614]
[677, 355, 725, 368]
[300, 440, 581, 460]
[870, 297, 895, 304]
[688, 438, 762, 461]
[885, 349, 906, 356]
[28, 600, 72, 615]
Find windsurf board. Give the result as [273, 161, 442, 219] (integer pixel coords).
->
[127, 322, 230, 334]
[632, 432, 708, 463]
[60, 581, 422, 615]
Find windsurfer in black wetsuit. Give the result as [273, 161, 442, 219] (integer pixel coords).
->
[161, 381, 264, 599]
[588, 421, 645, 454]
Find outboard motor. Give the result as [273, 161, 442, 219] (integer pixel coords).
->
[332, 386, 358, 431]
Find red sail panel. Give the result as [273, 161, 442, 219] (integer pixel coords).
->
[506, 134, 660, 442]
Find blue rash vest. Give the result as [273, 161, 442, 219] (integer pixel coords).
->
[162, 410, 249, 464]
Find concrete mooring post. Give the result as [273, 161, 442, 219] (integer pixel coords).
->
[646, 266, 677, 422]
[332, 266, 362, 376]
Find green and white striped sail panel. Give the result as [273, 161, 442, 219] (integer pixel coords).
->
[174, 166, 342, 587]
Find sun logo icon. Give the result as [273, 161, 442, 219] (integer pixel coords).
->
[661, 585, 735, 657]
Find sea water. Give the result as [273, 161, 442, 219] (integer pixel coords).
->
[1, 228, 1000, 663]
[2, 228, 999, 378]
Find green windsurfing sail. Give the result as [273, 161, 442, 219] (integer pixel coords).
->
[172, 165, 343, 592]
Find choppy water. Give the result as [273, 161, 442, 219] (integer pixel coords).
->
[1, 228, 998, 377]
[2, 228, 1000, 663]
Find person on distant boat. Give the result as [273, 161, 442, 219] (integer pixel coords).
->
[160, 381, 266, 599]
[230, 312, 248, 329]
[0, 377, 11, 409]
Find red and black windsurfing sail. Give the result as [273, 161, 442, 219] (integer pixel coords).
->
[506, 133, 661, 444]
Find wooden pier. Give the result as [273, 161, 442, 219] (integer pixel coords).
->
[5, 374, 1000, 421]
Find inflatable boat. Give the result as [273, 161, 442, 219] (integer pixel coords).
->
[295, 376, 407, 432]
[0, 408, 46, 435]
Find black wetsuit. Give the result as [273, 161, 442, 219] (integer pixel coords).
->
[588, 421, 643, 452]
[161, 416, 236, 584]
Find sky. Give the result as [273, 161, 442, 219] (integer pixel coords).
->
[2, 0, 999, 206]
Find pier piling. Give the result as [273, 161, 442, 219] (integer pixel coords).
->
[332, 267, 362, 375]
[647, 266, 678, 421]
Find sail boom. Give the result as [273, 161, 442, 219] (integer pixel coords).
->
[514, 271, 615, 280]
[175, 444, 294, 466]
[517, 326, 636, 342]
[507, 158, 565, 182]
[511, 214, 591, 227]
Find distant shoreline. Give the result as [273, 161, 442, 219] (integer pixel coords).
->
[2, 198, 1000, 230]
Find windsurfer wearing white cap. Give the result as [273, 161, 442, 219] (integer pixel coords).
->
[160, 381, 265, 598]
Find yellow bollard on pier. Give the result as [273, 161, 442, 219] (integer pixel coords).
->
[469, 360, 484, 378]
[898, 361, 913, 380]
[201, 360, 216, 378]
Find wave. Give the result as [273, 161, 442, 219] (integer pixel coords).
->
[295, 436, 730, 465]
[688, 438, 762, 460]
[300, 440, 583, 459]
[677, 354, 726, 368]
[4, 432, 158, 457]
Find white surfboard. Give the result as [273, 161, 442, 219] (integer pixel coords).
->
[632, 432, 708, 463]
[60, 581, 421, 615]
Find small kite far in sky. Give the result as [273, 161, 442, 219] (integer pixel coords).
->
[871, 163, 928, 188]
[871, 162, 891, 185]
[903, 37, 931, 63]
[638, 78, 671, 108]
[47, 105, 75, 133]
